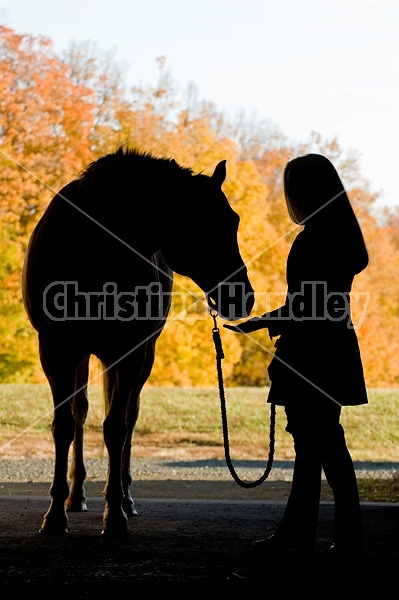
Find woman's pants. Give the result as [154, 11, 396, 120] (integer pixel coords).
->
[276, 399, 363, 549]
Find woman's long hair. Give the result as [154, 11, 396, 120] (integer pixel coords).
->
[283, 153, 369, 273]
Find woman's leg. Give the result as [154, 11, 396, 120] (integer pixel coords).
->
[253, 401, 321, 553]
[321, 421, 363, 550]
[277, 404, 322, 549]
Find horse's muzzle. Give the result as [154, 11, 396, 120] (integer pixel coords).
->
[207, 278, 254, 321]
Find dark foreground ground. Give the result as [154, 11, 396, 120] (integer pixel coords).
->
[0, 481, 398, 598]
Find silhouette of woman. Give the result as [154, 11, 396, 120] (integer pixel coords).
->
[224, 153, 369, 555]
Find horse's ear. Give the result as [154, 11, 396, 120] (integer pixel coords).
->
[211, 160, 227, 187]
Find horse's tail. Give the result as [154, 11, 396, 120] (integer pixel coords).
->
[102, 366, 117, 418]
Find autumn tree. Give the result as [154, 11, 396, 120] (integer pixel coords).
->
[0, 27, 116, 380]
[0, 25, 398, 389]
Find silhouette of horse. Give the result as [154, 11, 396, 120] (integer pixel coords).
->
[22, 147, 254, 536]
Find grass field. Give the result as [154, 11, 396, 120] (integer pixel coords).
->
[0, 384, 399, 501]
[0, 384, 399, 461]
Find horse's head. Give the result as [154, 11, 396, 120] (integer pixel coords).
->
[162, 160, 255, 320]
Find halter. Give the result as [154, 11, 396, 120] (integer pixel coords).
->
[210, 309, 276, 488]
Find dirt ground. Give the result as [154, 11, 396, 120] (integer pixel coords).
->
[0, 439, 398, 597]
[0, 437, 398, 597]
[0, 478, 398, 598]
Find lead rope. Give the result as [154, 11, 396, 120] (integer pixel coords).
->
[211, 309, 276, 488]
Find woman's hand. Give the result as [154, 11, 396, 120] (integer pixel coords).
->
[223, 316, 267, 334]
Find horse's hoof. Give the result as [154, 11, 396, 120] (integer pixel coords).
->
[100, 527, 130, 539]
[101, 513, 130, 538]
[125, 506, 138, 518]
[122, 498, 138, 518]
[39, 512, 69, 535]
[66, 499, 88, 512]
[39, 524, 69, 535]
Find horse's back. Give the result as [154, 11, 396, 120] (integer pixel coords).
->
[22, 178, 173, 353]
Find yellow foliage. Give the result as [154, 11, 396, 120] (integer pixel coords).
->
[0, 26, 398, 388]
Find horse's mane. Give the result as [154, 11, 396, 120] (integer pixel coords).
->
[78, 146, 193, 187]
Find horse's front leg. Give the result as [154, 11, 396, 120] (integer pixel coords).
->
[121, 340, 156, 517]
[66, 357, 90, 512]
[121, 396, 140, 517]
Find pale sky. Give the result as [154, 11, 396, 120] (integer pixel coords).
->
[1, 0, 398, 210]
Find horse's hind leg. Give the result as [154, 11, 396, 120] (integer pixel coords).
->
[66, 356, 90, 512]
[38, 335, 79, 535]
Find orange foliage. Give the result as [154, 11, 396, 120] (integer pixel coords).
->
[0, 26, 398, 388]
